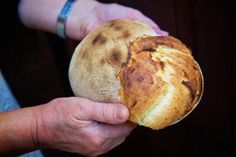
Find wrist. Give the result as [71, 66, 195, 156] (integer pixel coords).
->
[33, 99, 72, 149]
[33, 102, 57, 148]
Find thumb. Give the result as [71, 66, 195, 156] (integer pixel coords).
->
[87, 101, 130, 124]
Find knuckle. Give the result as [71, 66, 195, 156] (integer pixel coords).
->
[91, 136, 105, 147]
[51, 98, 65, 105]
[80, 135, 105, 156]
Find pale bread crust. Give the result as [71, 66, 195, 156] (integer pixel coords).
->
[69, 19, 203, 130]
[69, 19, 157, 102]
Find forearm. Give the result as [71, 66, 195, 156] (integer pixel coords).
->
[18, 0, 66, 34]
[18, 0, 98, 40]
[0, 97, 133, 156]
[0, 106, 41, 155]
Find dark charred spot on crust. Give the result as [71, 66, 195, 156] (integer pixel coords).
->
[81, 50, 88, 60]
[160, 61, 165, 69]
[142, 43, 156, 51]
[134, 39, 158, 53]
[110, 49, 122, 64]
[100, 58, 106, 65]
[142, 47, 156, 52]
[113, 25, 123, 31]
[134, 36, 187, 54]
[193, 65, 198, 70]
[92, 33, 107, 45]
[109, 20, 117, 27]
[121, 31, 131, 39]
[182, 70, 188, 77]
[130, 68, 136, 74]
[130, 100, 138, 108]
[110, 23, 115, 27]
[182, 80, 196, 101]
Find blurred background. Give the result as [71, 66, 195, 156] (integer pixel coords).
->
[1, 0, 235, 156]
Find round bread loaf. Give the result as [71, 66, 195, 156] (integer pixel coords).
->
[69, 19, 204, 130]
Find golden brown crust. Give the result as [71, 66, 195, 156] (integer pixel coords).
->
[129, 36, 192, 55]
[118, 36, 203, 130]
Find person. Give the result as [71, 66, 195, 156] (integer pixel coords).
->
[0, 0, 168, 156]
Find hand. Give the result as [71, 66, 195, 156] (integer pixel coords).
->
[18, 0, 168, 40]
[67, 0, 168, 40]
[35, 97, 135, 157]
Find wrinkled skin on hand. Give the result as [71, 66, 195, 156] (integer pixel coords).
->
[35, 97, 135, 157]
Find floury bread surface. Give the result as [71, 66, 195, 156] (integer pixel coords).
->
[69, 19, 204, 130]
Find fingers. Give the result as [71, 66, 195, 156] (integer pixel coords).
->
[52, 97, 129, 124]
[143, 19, 169, 36]
[87, 121, 136, 156]
[107, 3, 169, 36]
[65, 97, 136, 137]
[88, 101, 130, 124]
[70, 98, 130, 124]
[99, 121, 137, 139]
[127, 9, 169, 36]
